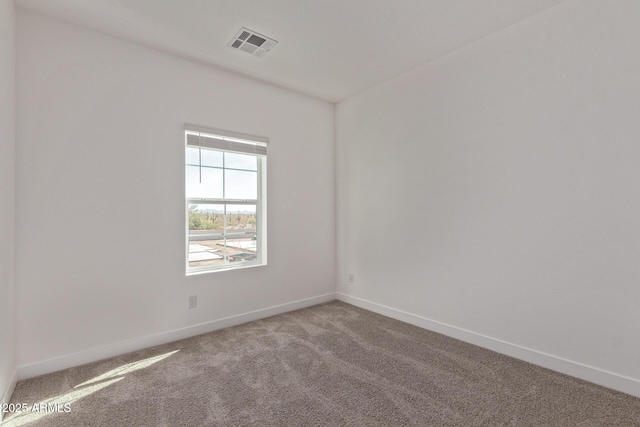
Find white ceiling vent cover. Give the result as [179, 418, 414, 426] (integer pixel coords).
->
[228, 27, 278, 58]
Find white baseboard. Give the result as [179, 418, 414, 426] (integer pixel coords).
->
[17, 293, 337, 381]
[336, 292, 640, 398]
[0, 368, 18, 422]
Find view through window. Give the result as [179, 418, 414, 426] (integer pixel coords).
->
[185, 127, 267, 274]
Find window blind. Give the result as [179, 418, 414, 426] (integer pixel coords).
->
[185, 124, 267, 156]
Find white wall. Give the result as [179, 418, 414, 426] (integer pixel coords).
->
[337, 0, 640, 396]
[0, 0, 16, 409]
[16, 9, 335, 373]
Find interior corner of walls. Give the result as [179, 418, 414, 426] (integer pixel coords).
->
[1, 368, 18, 419]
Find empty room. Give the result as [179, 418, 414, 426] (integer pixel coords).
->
[1, 0, 640, 425]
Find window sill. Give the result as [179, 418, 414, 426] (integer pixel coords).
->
[186, 262, 266, 276]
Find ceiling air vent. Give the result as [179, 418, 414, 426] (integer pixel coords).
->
[228, 27, 278, 58]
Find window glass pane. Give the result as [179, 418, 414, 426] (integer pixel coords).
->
[224, 169, 257, 199]
[188, 203, 225, 268]
[189, 203, 225, 233]
[225, 152, 257, 171]
[224, 204, 256, 232]
[225, 204, 258, 264]
[186, 147, 223, 167]
[186, 165, 223, 199]
[202, 149, 223, 167]
[185, 147, 199, 165]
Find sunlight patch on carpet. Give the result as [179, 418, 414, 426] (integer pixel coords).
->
[2, 377, 124, 427]
[75, 350, 180, 388]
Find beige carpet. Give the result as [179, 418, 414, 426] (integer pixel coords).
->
[4, 301, 640, 426]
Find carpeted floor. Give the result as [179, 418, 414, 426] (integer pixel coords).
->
[4, 301, 640, 426]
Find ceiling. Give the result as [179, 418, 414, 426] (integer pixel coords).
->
[16, 0, 567, 103]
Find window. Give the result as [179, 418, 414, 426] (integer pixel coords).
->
[185, 125, 267, 274]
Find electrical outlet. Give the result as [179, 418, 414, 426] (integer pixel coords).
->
[188, 295, 197, 309]
[349, 273, 354, 283]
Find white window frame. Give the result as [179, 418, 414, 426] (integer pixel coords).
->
[185, 124, 267, 275]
